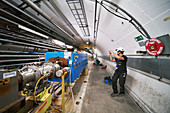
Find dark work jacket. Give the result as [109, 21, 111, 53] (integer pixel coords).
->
[115, 55, 127, 73]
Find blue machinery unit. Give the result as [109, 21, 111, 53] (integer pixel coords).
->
[45, 52, 88, 83]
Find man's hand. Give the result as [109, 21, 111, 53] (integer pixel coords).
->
[109, 50, 116, 62]
[109, 50, 112, 55]
[110, 50, 124, 60]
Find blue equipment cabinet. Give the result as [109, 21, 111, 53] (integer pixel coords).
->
[45, 52, 88, 83]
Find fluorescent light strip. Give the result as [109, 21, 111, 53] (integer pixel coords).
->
[18, 25, 49, 39]
[66, 45, 73, 49]
[53, 39, 65, 46]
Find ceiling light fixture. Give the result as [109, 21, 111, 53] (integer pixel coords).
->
[18, 25, 49, 39]
[66, 45, 73, 49]
[52, 39, 65, 46]
[86, 41, 90, 45]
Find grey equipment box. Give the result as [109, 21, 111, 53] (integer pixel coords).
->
[0, 69, 19, 110]
[157, 34, 170, 55]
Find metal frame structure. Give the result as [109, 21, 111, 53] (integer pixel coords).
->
[93, 0, 151, 46]
[66, 0, 90, 36]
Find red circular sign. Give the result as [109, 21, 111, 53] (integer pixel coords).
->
[145, 38, 163, 56]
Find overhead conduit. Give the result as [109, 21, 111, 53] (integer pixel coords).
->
[1, 0, 75, 46]
[0, 32, 63, 51]
[93, 0, 102, 46]
[0, 8, 59, 40]
[43, 0, 86, 44]
[0, 51, 45, 68]
[22, 0, 77, 46]
[0, 27, 61, 50]
[0, 0, 73, 68]
[0, 15, 64, 51]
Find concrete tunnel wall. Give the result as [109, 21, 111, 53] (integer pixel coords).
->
[94, 0, 170, 113]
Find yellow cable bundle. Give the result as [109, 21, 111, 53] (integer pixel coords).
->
[34, 76, 44, 104]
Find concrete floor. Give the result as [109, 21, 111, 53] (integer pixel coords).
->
[81, 64, 144, 113]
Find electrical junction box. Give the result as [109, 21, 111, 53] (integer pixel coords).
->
[156, 34, 170, 55]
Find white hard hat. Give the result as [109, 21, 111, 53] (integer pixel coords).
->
[115, 47, 125, 52]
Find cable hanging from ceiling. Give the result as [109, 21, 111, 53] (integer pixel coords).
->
[93, 0, 151, 46]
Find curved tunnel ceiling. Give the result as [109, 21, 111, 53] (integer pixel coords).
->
[46, 0, 170, 55]
[3, 0, 170, 54]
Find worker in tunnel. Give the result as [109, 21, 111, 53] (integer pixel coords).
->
[109, 47, 128, 97]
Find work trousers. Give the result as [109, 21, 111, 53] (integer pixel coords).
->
[112, 70, 127, 94]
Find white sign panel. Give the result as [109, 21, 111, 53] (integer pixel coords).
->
[3, 71, 16, 79]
